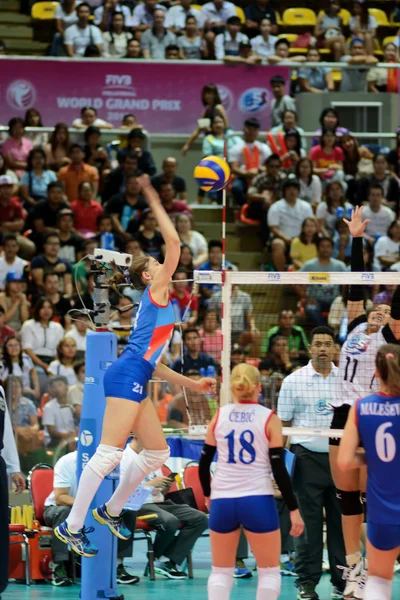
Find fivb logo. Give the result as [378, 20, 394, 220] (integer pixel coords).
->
[361, 273, 374, 281]
[80, 430, 94, 447]
[268, 273, 280, 280]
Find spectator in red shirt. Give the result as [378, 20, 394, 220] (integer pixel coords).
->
[309, 130, 345, 187]
[71, 181, 104, 235]
[169, 268, 198, 328]
[0, 174, 35, 259]
[58, 144, 99, 203]
[0, 305, 16, 345]
[159, 181, 191, 219]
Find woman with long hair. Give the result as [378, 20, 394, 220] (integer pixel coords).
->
[55, 175, 215, 556]
[1, 117, 33, 177]
[312, 107, 350, 147]
[296, 158, 322, 208]
[181, 83, 229, 155]
[178, 14, 207, 60]
[199, 363, 304, 600]
[178, 244, 194, 280]
[290, 217, 318, 270]
[48, 337, 78, 385]
[21, 297, 64, 372]
[349, 0, 376, 56]
[44, 123, 70, 171]
[1, 335, 40, 400]
[19, 147, 57, 207]
[175, 213, 208, 267]
[314, 0, 346, 61]
[316, 181, 352, 236]
[341, 133, 373, 179]
[310, 130, 345, 186]
[338, 343, 400, 600]
[24, 108, 47, 146]
[329, 207, 400, 597]
[102, 11, 132, 58]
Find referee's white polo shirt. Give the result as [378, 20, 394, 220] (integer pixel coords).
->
[277, 361, 338, 453]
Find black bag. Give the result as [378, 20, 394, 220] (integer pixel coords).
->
[167, 488, 198, 510]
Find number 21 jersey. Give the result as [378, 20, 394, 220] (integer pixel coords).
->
[211, 403, 275, 500]
[333, 315, 397, 408]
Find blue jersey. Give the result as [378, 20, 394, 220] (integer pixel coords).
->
[127, 287, 175, 369]
[357, 392, 400, 524]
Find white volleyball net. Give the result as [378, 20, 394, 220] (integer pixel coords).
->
[184, 270, 400, 438]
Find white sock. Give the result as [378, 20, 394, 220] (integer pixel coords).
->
[257, 567, 281, 600]
[364, 575, 392, 600]
[208, 566, 234, 600]
[66, 464, 103, 532]
[106, 445, 147, 516]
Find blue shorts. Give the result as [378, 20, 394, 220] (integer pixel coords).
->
[209, 495, 279, 534]
[103, 350, 154, 403]
[368, 522, 400, 551]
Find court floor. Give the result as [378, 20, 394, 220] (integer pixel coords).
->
[4, 536, 400, 600]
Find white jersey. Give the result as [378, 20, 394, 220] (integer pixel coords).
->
[333, 316, 395, 408]
[211, 403, 275, 500]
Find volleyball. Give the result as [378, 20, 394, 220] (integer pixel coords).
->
[194, 155, 231, 192]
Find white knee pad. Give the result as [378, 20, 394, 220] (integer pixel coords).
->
[135, 446, 170, 475]
[88, 444, 123, 478]
[256, 567, 281, 600]
[364, 576, 392, 600]
[208, 566, 234, 600]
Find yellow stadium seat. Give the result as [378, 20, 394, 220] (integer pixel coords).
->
[283, 8, 317, 27]
[276, 12, 283, 26]
[368, 8, 389, 27]
[277, 33, 298, 43]
[190, 4, 203, 12]
[235, 6, 245, 24]
[390, 12, 400, 27]
[31, 1, 59, 19]
[332, 69, 342, 83]
[383, 36, 396, 47]
[318, 8, 351, 26]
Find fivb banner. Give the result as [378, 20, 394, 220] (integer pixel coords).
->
[0, 58, 289, 133]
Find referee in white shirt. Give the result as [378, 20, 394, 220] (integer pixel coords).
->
[277, 327, 345, 600]
[0, 385, 25, 595]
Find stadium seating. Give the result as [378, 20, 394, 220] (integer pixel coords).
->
[318, 8, 351, 27]
[368, 7, 389, 27]
[31, 2, 59, 20]
[282, 8, 317, 27]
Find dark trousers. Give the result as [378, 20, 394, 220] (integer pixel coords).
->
[0, 457, 9, 594]
[291, 444, 346, 588]
[43, 505, 137, 563]
[138, 500, 208, 566]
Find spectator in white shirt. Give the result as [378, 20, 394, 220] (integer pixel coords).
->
[102, 11, 133, 57]
[64, 2, 103, 57]
[67, 314, 92, 357]
[94, 0, 132, 31]
[0, 234, 27, 291]
[362, 184, 396, 246]
[268, 179, 313, 270]
[51, 0, 83, 56]
[166, 0, 204, 34]
[250, 17, 278, 60]
[42, 376, 76, 448]
[229, 117, 272, 206]
[132, 0, 166, 32]
[214, 15, 248, 60]
[201, 0, 237, 54]
[48, 337, 78, 386]
[72, 106, 113, 130]
[373, 219, 400, 271]
[21, 297, 65, 373]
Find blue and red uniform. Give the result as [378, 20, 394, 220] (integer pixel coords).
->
[104, 287, 175, 402]
[356, 392, 400, 550]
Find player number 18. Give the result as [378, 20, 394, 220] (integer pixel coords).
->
[225, 429, 256, 465]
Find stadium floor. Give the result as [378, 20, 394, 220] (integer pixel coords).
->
[4, 536, 400, 600]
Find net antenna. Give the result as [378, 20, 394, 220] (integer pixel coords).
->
[193, 269, 400, 439]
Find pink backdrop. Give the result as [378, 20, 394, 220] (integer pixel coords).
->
[0, 59, 290, 133]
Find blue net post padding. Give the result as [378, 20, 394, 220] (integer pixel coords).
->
[76, 331, 120, 600]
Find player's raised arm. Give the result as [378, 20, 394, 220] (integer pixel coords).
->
[138, 174, 181, 292]
[343, 206, 371, 324]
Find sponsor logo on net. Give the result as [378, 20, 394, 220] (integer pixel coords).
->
[308, 273, 330, 283]
[80, 430, 94, 447]
[6, 80, 36, 110]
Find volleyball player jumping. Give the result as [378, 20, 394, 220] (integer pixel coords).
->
[329, 206, 400, 598]
[55, 175, 215, 556]
[338, 343, 400, 600]
[199, 363, 304, 600]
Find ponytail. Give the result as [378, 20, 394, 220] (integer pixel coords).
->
[231, 363, 260, 401]
[376, 344, 400, 396]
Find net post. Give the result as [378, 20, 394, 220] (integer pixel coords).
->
[221, 141, 227, 272]
[221, 270, 232, 406]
